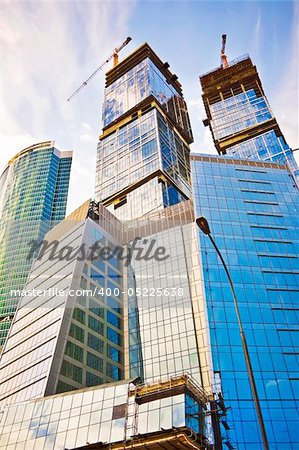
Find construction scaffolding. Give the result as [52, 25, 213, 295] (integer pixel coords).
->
[71, 374, 232, 450]
[131, 374, 210, 406]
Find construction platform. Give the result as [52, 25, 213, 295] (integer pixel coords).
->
[131, 374, 210, 406]
[70, 375, 212, 450]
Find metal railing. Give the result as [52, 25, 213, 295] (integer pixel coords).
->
[200, 54, 250, 79]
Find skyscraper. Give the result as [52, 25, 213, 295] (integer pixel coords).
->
[0, 141, 72, 348]
[0, 44, 229, 449]
[200, 55, 299, 184]
[0, 201, 125, 406]
[2, 40, 297, 450]
[195, 50, 298, 449]
[95, 43, 193, 220]
[191, 152, 299, 448]
[0, 199, 213, 406]
[0, 198, 221, 448]
[93, 43, 215, 392]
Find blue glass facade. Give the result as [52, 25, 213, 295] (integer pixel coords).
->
[209, 88, 272, 140]
[96, 109, 160, 201]
[0, 142, 72, 347]
[227, 130, 299, 179]
[191, 154, 299, 449]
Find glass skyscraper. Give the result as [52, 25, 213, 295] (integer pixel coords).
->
[0, 141, 72, 348]
[95, 43, 193, 220]
[94, 44, 215, 395]
[0, 201, 125, 407]
[0, 44, 226, 448]
[192, 154, 299, 449]
[125, 200, 212, 389]
[195, 53, 299, 449]
[0, 199, 218, 448]
[0, 42, 297, 450]
[200, 56, 299, 184]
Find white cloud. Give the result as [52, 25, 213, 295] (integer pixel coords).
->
[271, 2, 298, 164]
[187, 96, 217, 155]
[253, 6, 262, 62]
[81, 122, 91, 131]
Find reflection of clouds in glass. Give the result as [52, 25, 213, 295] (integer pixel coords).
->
[173, 401, 185, 427]
[103, 58, 192, 142]
[129, 223, 202, 384]
[0, 379, 208, 447]
[161, 405, 172, 429]
[110, 418, 126, 442]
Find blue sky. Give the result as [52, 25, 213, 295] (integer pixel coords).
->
[0, 0, 297, 213]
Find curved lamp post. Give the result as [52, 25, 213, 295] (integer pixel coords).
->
[196, 216, 269, 450]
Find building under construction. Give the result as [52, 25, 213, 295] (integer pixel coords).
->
[95, 42, 193, 221]
[200, 36, 299, 182]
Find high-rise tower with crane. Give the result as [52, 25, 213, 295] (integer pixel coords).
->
[200, 35, 299, 184]
[94, 43, 193, 220]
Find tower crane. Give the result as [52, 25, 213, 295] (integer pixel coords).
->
[67, 36, 132, 102]
[221, 34, 229, 69]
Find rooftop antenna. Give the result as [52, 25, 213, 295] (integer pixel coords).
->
[67, 36, 132, 101]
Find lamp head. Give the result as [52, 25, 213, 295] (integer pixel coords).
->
[196, 217, 211, 235]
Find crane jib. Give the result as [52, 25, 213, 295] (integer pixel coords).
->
[67, 37, 132, 102]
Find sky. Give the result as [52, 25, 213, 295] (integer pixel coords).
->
[0, 0, 298, 213]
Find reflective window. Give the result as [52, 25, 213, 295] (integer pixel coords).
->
[69, 323, 85, 343]
[191, 155, 299, 449]
[60, 360, 82, 383]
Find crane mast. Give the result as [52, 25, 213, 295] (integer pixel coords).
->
[221, 34, 229, 69]
[67, 36, 132, 101]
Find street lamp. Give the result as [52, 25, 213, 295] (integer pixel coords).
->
[196, 216, 269, 450]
